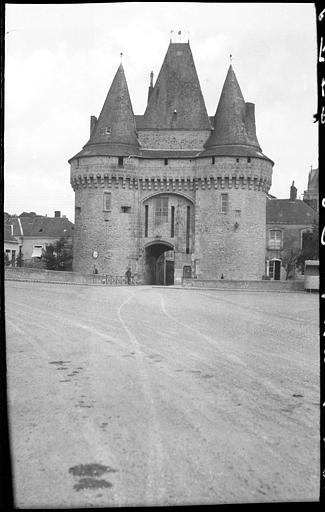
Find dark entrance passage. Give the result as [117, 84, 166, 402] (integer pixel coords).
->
[144, 243, 174, 285]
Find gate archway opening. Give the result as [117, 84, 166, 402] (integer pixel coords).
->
[144, 242, 174, 285]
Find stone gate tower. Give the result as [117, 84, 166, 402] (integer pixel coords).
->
[69, 42, 273, 284]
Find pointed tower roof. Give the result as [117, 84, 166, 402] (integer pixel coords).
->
[70, 63, 140, 160]
[142, 42, 211, 130]
[202, 65, 272, 161]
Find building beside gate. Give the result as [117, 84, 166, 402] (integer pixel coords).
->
[69, 41, 274, 284]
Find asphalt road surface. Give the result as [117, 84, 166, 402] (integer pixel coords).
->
[5, 281, 319, 507]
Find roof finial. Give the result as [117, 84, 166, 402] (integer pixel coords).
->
[170, 30, 173, 43]
[120, 52, 123, 62]
[187, 30, 190, 43]
[178, 30, 182, 41]
[150, 70, 154, 87]
[229, 54, 233, 64]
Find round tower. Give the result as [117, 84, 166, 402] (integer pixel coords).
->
[194, 65, 273, 280]
[69, 63, 141, 276]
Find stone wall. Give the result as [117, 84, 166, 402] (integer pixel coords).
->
[182, 278, 305, 291]
[138, 130, 211, 150]
[71, 154, 273, 281]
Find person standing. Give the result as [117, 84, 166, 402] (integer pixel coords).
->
[125, 267, 131, 285]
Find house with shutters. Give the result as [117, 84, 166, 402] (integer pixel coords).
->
[4, 211, 74, 264]
[265, 182, 318, 280]
[69, 40, 274, 284]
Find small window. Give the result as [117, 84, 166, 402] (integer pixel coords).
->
[221, 193, 229, 213]
[247, 157, 251, 163]
[171, 206, 175, 238]
[103, 192, 111, 211]
[235, 209, 241, 216]
[76, 158, 79, 168]
[32, 245, 43, 258]
[118, 156, 124, 168]
[212, 156, 215, 165]
[75, 206, 81, 215]
[164, 159, 168, 166]
[100, 127, 111, 135]
[121, 206, 131, 213]
[269, 230, 282, 250]
[145, 205, 149, 237]
[236, 158, 239, 163]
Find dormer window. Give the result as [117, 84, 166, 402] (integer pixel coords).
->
[100, 127, 111, 135]
[164, 159, 168, 166]
[118, 156, 124, 168]
[212, 156, 215, 165]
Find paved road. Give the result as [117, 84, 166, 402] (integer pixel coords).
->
[5, 281, 319, 507]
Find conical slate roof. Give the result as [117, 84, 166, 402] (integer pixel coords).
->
[142, 42, 211, 130]
[203, 65, 262, 153]
[71, 64, 140, 159]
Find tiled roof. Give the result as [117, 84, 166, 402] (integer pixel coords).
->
[71, 64, 140, 161]
[18, 216, 74, 238]
[204, 66, 264, 155]
[142, 43, 211, 130]
[306, 167, 318, 192]
[4, 225, 19, 243]
[4, 217, 23, 237]
[266, 199, 318, 225]
[199, 144, 273, 162]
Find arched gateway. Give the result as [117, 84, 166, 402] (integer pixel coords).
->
[144, 241, 174, 285]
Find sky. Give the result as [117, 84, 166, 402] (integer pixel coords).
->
[5, 2, 318, 222]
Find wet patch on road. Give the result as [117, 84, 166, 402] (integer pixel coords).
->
[189, 369, 214, 379]
[69, 463, 118, 477]
[49, 360, 85, 381]
[49, 360, 72, 365]
[69, 463, 118, 493]
[148, 354, 163, 363]
[73, 478, 112, 491]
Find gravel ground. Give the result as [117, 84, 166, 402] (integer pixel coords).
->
[5, 281, 319, 507]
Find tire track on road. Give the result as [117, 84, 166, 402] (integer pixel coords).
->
[198, 291, 319, 326]
[117, 291, 164, 505]
[157, 291, 288, 399]
[6, 299, 120, 346]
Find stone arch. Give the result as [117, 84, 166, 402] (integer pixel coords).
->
[141, 191, 195, 205]
[143, 240, 175, 285]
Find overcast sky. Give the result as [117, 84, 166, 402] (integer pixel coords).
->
[5, 2, 318, 221]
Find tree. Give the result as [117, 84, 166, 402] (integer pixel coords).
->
[42, 237, 73, 271]
[281, 248, 300, 280]
[4, 253, 10, 266]
[296, 225, 319, 273]
[16, 252, 24, 267]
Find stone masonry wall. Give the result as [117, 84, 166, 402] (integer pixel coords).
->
[73, 185, 140, 275]
[138, 130, 211, 150]
[195, 187, 267, 280]
[71, 155, 272, 281]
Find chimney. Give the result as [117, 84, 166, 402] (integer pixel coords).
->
[147, 71, 154, 105]
[90, 115, 97, 136]
[54, 211, 61, 218]
[290, 181, 297, 201]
